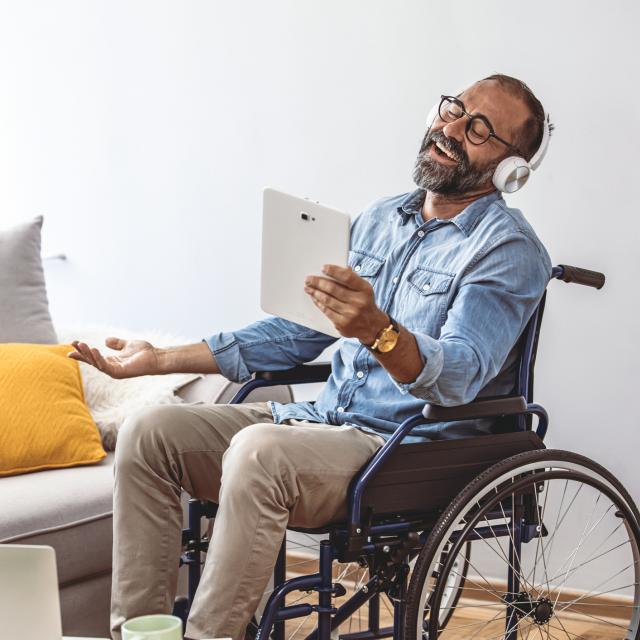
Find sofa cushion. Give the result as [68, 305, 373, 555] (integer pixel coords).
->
[0, 216, 57, 344]
[0, 453, 114, 585]
[0, 343, 106, 476]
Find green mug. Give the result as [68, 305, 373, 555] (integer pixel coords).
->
[122, 614, 183, 640]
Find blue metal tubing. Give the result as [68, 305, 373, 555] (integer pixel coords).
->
[527, 403, 549, 439]
[368, 590, 381, 636]
[349, 413, 428, 530]
[317, 541, 333, 640]
[229, 376, 315, 405]
[273, 538, 287, 640]
[369, 521, 413, 536]
[258, 574, 323, 640]
[505, 501, 524, 640]
[305, 576, 381, 640]
[338, 628, 394, 640]
[228, 378, 272, 404]
[516, 303, 543, 429]
[274, 604, 315, 622]
[187, 500, 202, 607]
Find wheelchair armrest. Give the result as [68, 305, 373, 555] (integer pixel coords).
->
[421, 396, 527, 421]
[254, 362, 332, 384]
[228, 362, 332, 404]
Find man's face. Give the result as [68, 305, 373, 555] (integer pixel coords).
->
[413, 81, 530, 195]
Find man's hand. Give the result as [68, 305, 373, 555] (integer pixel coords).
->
[68, 337, 161, 379]
[304, 264, 389, 344]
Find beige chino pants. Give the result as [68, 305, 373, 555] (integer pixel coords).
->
[110, 401, 384, 640]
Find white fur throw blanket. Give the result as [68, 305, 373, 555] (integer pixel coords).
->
[56, 325, 202, 451]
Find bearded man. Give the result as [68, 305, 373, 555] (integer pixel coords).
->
[71, 73, 552, 640]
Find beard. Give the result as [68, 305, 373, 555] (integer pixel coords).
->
[413, 129, 499, 195]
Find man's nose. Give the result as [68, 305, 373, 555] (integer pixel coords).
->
[442, 117, 466, 144]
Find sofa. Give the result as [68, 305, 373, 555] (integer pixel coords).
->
[0, 215, 295, 636]
[0, 373, 292, 637]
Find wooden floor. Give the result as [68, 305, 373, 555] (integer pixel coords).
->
[282, 591, 627, 639]
[280, 555, 631, 639]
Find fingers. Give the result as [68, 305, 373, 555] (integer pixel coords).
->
[69, 341, 103, 370]
[67, 349, 90, 365]
[309, 294, 342, 325]
[304, 275, 352, 304]
[320, 264, 364, 289]
[92, 348, 110, 372]
[105, 336, 125, 350]
[304, 283, 349, 314]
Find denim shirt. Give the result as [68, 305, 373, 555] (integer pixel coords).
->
[204, 189, 551, 441]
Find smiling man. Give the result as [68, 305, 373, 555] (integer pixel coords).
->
[71, 74, 552, 640]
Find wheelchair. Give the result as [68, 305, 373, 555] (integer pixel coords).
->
[176, 264, 640, 640]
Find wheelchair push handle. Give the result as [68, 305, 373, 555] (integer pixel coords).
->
[553, 264, 606, 289]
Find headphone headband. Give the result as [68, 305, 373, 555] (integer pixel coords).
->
[529, 112, 551, 171]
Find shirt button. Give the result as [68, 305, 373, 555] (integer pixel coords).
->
[393, 277, 399, 284]
[356, 371, 364, 379]
[337, 406, 345, 413]
[417, 230, 425, 238]
[422, 283, 431, 291]
[354, 265, 361, 272]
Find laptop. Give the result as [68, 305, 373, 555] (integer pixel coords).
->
[0, 544, 103, 640]
[261, 188, 351, 338]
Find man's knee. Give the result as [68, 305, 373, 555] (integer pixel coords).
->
[116, 404, 186, 467]
[222, 423, 291, 485]
[225, 423, 283, 462]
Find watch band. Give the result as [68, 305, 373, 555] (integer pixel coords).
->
[362, 315, 400, 353]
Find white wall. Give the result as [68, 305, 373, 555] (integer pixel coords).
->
[1, 0, 638, 510]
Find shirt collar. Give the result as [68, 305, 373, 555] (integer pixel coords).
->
[396, 188, 503, 236]
[396, 189, 426, 225]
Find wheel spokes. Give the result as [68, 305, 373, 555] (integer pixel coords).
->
[421, 469, 640, 640]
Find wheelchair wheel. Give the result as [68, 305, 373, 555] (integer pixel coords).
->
[403, 449, 640, 640]
[426, 540, 470, 631]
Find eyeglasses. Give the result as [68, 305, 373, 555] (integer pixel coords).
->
[438, 95, 519, 151]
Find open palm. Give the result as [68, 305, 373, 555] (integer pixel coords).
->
[68, 337, 160, 379]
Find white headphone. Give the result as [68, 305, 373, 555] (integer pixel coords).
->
[425, 100, 551, 194]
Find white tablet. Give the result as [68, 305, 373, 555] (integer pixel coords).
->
[261, 188, 351, 338]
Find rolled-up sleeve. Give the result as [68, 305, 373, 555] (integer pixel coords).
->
[203, 316, 337, 383]
[392, 233, 551, 405]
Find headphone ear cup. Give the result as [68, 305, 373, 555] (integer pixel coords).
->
[492, 156, 531, 193]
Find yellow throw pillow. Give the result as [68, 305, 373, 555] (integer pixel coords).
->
[0, 343, 106, 476]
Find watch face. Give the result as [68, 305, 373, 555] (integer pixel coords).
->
[377, 328, 399, 353]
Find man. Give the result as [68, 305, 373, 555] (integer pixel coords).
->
[70, 74, 552, 640]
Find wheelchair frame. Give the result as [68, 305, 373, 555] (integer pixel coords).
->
[177, 264, 613, 640]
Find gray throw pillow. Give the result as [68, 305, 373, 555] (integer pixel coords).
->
[0, 216, 57, 344]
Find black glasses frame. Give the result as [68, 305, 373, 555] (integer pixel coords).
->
[438, 95, 520, 152]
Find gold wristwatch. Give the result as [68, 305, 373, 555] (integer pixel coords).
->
[363, 315, 400, 354]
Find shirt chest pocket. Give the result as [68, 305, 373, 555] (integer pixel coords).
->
[396, 266, 455, 335]
[348, 250, 385, 279]
[407, 267, 454, 296]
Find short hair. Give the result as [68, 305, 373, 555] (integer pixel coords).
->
[481, 73, 553, 161]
